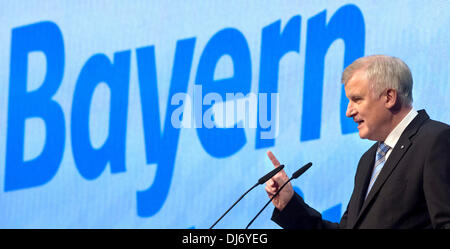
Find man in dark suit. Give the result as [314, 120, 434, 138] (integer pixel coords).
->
[265, 55, 450, 229]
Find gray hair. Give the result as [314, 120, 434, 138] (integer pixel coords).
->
[341, 55, 413, 106]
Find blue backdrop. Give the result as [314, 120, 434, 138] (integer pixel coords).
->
[0, 0, 449, 228]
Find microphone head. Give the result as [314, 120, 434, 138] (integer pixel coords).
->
[292, 162, 312, 179]
[258, 164, 284, 185]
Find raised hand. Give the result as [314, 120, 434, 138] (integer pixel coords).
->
[264, 150, 294, 211]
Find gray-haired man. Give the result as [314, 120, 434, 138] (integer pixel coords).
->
[266, 55, 450, 229]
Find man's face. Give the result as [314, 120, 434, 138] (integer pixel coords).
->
[344, 71, 391, 141]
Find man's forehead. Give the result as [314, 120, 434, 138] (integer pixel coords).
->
[345, 70, 367, 86]
[345, 72, 369, 96]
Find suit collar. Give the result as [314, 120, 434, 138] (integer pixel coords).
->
[403, 109, 429, 139]
[384, 109, 418, 150]
[350, 109, 430, 228]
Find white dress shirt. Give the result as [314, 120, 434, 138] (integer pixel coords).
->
[383, 108, 418, 160]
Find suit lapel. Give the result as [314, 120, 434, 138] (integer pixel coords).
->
[346, 144, 376, 228]
[355, 146, 376, 214]
[351, 110, 429, 228]
[358, 139, 412, 216]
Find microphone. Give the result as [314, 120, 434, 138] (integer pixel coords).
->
[209, 164, 285, 229]
[245, 162, 313, 229]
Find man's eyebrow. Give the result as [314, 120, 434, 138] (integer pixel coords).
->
[347, 93, 362, 100]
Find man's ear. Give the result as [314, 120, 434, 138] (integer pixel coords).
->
[385, 89, 398, 109]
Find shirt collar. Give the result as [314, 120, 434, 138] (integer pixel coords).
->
[384, 108, 418, 149]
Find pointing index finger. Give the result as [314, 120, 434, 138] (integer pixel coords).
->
[267, 150, 281, 167]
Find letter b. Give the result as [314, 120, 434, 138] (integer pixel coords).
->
[5, 21, 65, 191]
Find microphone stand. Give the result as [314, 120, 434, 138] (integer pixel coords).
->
[209, 182, 258, 229]
[209, 164, 284, 229]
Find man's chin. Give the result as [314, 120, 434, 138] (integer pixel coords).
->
[359, 132, 379, 141]
[358, 130, 369, 140]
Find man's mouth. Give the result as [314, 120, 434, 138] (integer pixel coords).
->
[355, 119, 364, 128]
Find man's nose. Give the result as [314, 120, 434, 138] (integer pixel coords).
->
[346, 102, 356, 118]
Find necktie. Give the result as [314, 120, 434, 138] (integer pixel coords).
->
[365, 142, 390, 199]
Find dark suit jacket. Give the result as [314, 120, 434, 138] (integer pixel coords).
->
[272, 110, 450, 229]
